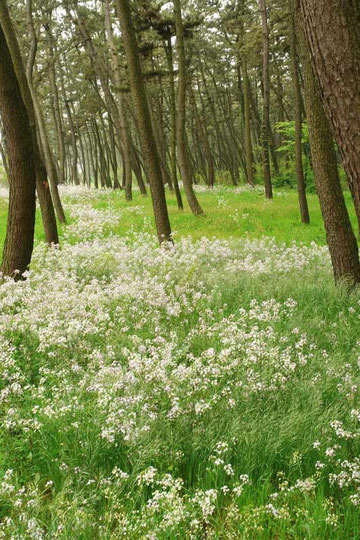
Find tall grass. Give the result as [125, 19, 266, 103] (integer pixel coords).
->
[0, 187, 359, 538]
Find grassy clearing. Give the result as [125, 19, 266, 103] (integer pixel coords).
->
[0, 186, 359, 538]
[0, 185, 358, 249]
[64, 185, 348, 245]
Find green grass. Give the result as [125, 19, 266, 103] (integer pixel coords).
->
[88, 187, 353, 245]
[0, 186, 359, 538]
[0, 187, 357, 250]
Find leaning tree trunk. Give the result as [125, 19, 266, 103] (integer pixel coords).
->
[259, 0, 273, 199]
[0, 22, 36, 278]
[289, 2, 310, 224]
[294, 0, 360, 285]
[26, 0, 66, 224]
[299, 0, 360, 231]
[115, 0, 172, 243]
[0, 0, 58, 245]
[173, 0, 203, 215]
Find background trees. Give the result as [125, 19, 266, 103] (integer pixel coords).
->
[0, 0, 360, 283]
[0, 0, 307, 195]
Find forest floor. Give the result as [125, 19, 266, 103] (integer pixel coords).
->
[0, 186, 359, 538]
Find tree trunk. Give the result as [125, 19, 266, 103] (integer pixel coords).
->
[190, 86, 214, 187]
[59, 62, 79, 186]
[0, 22, 36, 278]
[299, 0, 360, 230]
[295, 0, 360, 285]
[44, 20, 66, 185]
[0, 0, 58, 245]
[115, 0, 172, 243]
[241, 57, 254, 186]
[173, 0, 203, 215]
[104, 0, 133, 200]
[289, 2, 310, 224]
[26, 0, 66, 224]
[259, 0, 273, 199]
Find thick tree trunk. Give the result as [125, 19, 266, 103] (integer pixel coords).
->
[115, 0, 172, 243]
[0, 0, 58, 245]
[299, 0, 360, 230]
[0, 22, 36, 278]
[295, 1, 360, 285]
[173, 0, 203, 215]
[259, 0, 273, 199]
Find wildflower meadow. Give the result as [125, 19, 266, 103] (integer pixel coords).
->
[0, 187, 360, 539]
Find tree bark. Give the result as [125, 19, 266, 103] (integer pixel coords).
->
[0, 0, 59, 245]
[289, 2, 310, 224]
[173, 0, 203, 215]
[115, 0, 172, 243]
[299, 0, 360, 231]
[242, 59, 254, 186]
[295, 0, 360, 285]
[104, 0, 133, 199]
[26, 0, 66, 223]
[0, 22, 36, 278]
[259, 0, 273, 198]
[44, 19, 66, 186]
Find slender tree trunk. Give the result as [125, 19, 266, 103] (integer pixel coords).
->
[299, 0, 360, 231]
[44, 20, 66, 185]
[115, 0, 172, 243]
[31, 90, 66, 222]
[26, 0, 66, 223]
[190, 86, 214, 187]
[0, 22, 36, 278]
[108, 116, 121, 189]
[294, 1, 360, 285]
[104, 0, 133, 200]
[259, 0, 273, 198]
[173, 0, 203, 215]
[289, 3, 310, 224]
[239, 53, 254, 186]
[59, 64, 79, 186]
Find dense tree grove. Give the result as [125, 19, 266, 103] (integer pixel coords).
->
[0, 0, 359, 282]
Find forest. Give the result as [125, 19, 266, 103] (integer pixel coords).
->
[0, 0, 360, 537]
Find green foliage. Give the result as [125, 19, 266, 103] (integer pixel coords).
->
[274, 121, 317, 193]
[275, 121, 309, 155]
